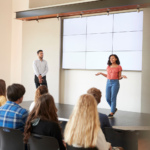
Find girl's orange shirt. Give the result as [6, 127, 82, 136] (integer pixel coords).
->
[107, 65, 122, 80]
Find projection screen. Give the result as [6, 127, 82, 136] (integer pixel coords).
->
[62, 11, 143, 71]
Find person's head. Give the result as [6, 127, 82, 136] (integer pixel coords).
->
[35, 85, 48, 102]
[87, 87, 102, 104]
[7, 84, 25, 104]
[37, 50, 43, 59]
[64, 94, 100, 148]
[107, 54, 120, 66]
[0, 79, 6, 97]
[24, 94, 59, 143]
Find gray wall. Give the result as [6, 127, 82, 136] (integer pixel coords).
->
[141, 8, 150, 114]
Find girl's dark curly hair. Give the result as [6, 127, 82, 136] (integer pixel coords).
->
[107, 54, 120, 66]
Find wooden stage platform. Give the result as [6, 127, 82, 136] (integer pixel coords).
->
[21, 101, 150, 130]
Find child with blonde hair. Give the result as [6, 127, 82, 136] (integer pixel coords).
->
[64, 94, 111, 150]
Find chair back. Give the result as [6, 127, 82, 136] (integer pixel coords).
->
[67, 144, 98, 150]
[0, 127, 24, 150]
[29, 134, 59, 150]
[104, 127, 138, 150]
[60, 121, 67, 134]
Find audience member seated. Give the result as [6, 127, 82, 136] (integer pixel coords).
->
[24, 94, 66, 150]
[29, 85, 48, 112]
[0, 84, 28, 132]
[64, 94, 111, 150]
[0, 79, 7, 106]
[87, 88, 112, 133]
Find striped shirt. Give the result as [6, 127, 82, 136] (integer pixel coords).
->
[0, 101, 28, 132]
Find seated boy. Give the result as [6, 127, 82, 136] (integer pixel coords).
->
[0, 84, 28, 132]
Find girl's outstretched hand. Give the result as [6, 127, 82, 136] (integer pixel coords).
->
[95, 72, 101, 76]
[122, 75, 127, 79]
[119, 75, 127, 80]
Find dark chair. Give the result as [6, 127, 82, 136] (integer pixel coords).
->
[28, 134, 59, 150]
[67, 144, 98, 150]
[104, 127, 138, 150]
[0, 127, 25, 150]
[60, 121, 67, 135]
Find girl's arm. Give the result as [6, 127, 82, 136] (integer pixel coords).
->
[118, 71, 122, 80]
[96, 130, 111, 150]
[119, 71, 127, 80]
[95, 72, 107, 78]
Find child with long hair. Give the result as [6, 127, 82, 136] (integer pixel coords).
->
[24, 94, 66, 150]
[29, 85, 48, 111]
[87, 87, 112, 133]
[0, 79, 7, 106]
[96, 54, 127, 118]
[64, 94, 111, 150]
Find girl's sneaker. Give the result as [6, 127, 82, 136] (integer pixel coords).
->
[108, 114, 114, 118]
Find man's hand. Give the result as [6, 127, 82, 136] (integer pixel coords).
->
[38, 75, 42, 80]
[38, 75, 43, 83]
[39, 78, 43, 84]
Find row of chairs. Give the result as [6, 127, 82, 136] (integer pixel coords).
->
[0, 127, 97, 150]
[0, 125, 138, 150]
[0, 127, 58, 150]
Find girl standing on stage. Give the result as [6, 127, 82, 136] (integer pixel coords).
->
[96, 54, 127, 118]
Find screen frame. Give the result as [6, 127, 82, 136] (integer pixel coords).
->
[61, 10, 143, 72]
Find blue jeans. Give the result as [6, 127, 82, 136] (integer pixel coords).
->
[106, 79, 120, 113]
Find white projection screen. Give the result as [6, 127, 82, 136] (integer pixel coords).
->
[62, 11, 143, 71]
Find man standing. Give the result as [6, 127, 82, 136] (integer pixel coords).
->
[33, 50, 48, 88]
